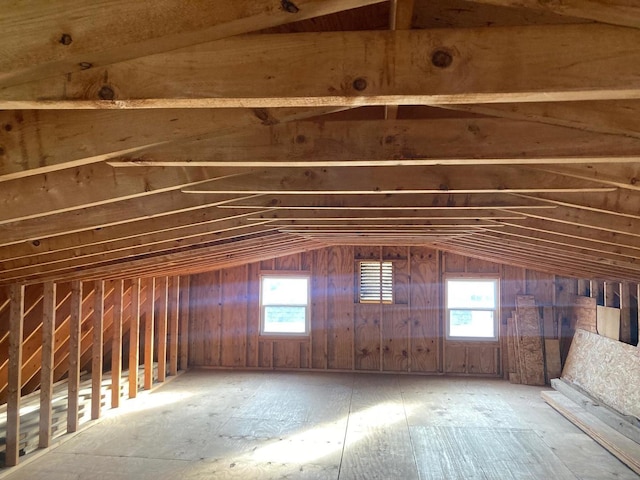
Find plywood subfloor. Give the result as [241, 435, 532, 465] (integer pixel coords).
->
[2, 370, 638, 480]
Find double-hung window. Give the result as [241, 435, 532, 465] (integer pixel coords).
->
[260, 274, 310, 335]
[446, 277, 498, 340]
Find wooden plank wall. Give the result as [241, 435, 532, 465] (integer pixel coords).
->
[187, 246, 631, 376]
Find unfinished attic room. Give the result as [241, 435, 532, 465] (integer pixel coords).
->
[3, 1, 640, 479]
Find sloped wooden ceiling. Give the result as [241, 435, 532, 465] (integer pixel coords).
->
[1, 0, 640, 285]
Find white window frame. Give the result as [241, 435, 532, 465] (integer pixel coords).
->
[445, 275, 499, 341]
[358, 260, 394, 304]
[259, 272, 310, 337]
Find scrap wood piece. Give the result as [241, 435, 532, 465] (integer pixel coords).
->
[572, 295, 597, 333]
[515, 295, 545, 386]
[544, 339, 562, 383]
[507, 314, 521, 384]
[542, 390, 640, 476]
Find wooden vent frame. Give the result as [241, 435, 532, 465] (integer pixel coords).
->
[358, 261, 394, 304]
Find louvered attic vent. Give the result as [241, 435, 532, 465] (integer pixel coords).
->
[359, 261, 393, 304]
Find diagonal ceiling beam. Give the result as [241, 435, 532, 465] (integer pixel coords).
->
[107, 118, 640, 168]
[3, 24, 640, 109]
[467, 0, 640, 29]
[0, 107, 344, 181]
[1, 0, 385, 87]
[436, 100, 640, 140]
[0, 163, 246, 225]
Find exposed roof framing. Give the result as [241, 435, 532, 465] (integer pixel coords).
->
[1, 0, 640, 285]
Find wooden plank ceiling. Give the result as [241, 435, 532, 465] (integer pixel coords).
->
[1, 0, 640, 284]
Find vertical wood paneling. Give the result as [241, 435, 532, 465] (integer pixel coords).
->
[275, 253, 301, 271]
[91, 280, 104, 420]
[168, 276, 180, 376]
[6, 284, 24, 467]
[383, 305, 409, 372]
[444, 344, 466, 373]
[467, 346, 497, 374]
[466, 256, 500, 274]
[311, 248, 328, 369]
[246, 263, 261, 368]
[178, 275, 190, 371]
[273, 341, 300, 368]
[156, 277, 168, 382]
[111, 279, 124, 409]
[620, 282, 632, 344]
[354, 303, 380, 371]
[258, 341, 273, 368]
[221, 265, 248, 367]
[326, 246, 354, 370]
[143, 277, 155, 391]
[443, 252, 466, 273]
[128, 278, 141, 399]
[67, 280, 82, 433]
[409, 247, 439, 372]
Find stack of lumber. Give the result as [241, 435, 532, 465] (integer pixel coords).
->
[0, 366, 152, 465]
[542, 330, 640, 474]
[506, 295, 549, 386]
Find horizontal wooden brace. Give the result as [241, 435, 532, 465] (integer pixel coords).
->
[3, 25, 640, 109]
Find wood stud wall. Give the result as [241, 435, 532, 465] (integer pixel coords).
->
[0, 274, 189, 466]
[187, 246, 638, 376]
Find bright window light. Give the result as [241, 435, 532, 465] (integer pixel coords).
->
[446, 278, 498, 340]
[260, 275, 309, 335]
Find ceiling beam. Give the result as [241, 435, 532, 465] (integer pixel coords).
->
[215, 193, 554, 210]
[0, 208, 272, 264]
[530, 164, 640, 191]
[0, 163, 246, 224]
[182, 166, 616, 195]
[107, 118, 640, 168]
[503, 206, 640, 238]
[436, 100, 640, 140]
[467, 0, 640, 29]
[0, 193, 255, 247]
[0, 223, 280, 283]
[1, 0, 385, 87]
[3, 24, 640, 109]
[0, 107, 343, 181]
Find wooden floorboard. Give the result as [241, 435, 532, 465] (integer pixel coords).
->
[1, 370, 638, 480]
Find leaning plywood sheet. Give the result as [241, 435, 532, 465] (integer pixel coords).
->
[515, 296, 545, 386]
[542, 390, 640, 476]
[507, 315, 521, 384]
[563, 329, 640, 420]
[572, 296, 597, 333]
[596, 305, 621, 341]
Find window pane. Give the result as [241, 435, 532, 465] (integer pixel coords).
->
[449, 310, 495, 338]
[447, 280, 495, 308]
[263, 306, 307, 333]
[262, 277, 308, 305]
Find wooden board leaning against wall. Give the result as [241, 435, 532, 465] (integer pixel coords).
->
[186, 245, 640, 377]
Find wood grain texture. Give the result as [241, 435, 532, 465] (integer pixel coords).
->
[573, 295, 597, 333]
[562, 328, 640, 419]
[326, 246, 355, 370]
[515, 295, 545, 386]
[354, 303, 381, 371]
[6, 284, 24, 466]
[409, 247, 439, 373]
[38, 281, 56, 447]
[221, 266, 248, 367]
[311, 248, 328, 369]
